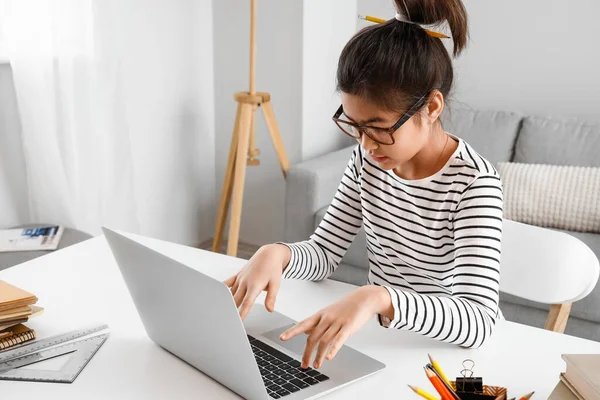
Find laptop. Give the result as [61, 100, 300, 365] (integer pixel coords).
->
[102, 227, 385, 400]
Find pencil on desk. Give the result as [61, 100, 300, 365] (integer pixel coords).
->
[408, 385, 440, 400]
[428, 354, 450, 386]
[519, 392, 534, 400]
[424, 367, 454, 400]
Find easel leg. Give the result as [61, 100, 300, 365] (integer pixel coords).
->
[261, 101, 291, 178]
[212, 104, 242, 252]
[227, 103, 253, 256]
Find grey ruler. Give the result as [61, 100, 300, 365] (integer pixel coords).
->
[0, 324, 110, 383]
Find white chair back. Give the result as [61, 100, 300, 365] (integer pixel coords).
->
[500, 219, 599, 332]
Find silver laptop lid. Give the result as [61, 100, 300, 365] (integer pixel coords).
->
[102, 227, 268, 400]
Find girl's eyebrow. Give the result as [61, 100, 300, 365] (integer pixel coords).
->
[343, 111, 386, 125]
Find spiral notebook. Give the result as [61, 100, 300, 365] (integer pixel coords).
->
[0, 324, 36, 350]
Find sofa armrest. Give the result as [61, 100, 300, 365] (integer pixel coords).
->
[284, 145, 354, 242]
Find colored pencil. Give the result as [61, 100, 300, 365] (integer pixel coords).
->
[358, 14, 450, 39]
[408, 384, 440, 400]
[428, 354, 450, 386]
[358, 14, 386, 24]
[425, 367, 454, 400]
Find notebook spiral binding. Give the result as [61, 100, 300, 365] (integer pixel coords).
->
[0, 329, 35, 350]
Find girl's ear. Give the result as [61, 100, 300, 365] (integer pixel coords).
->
[424, 90, 445, 124]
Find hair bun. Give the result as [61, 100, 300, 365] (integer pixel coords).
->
[394, 0, 468, 57]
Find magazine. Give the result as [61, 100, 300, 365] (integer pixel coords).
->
[0, 226, 64, 252]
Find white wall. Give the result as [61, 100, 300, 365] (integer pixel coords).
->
[213, 0, 303, 245]
[453, 0, 600, 123]
[301, 0, 358, 161]
[357, 0, 600, 123]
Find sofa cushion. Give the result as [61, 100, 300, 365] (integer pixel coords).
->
[315, 206, 369, 271]
[514, 117, 600, 167]
[498, 162, 600, 233]
[501, 229, 600, 323]
[440, 108, 522, 166]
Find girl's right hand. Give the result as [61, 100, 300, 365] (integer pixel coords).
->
[224, 243, 291, 320]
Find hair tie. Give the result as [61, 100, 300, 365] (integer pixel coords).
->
[394, 12, 418, 24]
[394, 11, 450, 39]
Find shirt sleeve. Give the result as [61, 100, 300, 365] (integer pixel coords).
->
[279, 146, 364, 281]
[378, 173, 503, 348]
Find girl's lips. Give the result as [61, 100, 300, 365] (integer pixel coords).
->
[370, 154, 388, 163]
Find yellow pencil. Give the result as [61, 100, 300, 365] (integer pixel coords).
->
[408, 385, 440, 400]
[358, 14, 386, 24]
[428, 354, 450, 386]
[424, 30, 450, 39]
[357, 14, 450, 39]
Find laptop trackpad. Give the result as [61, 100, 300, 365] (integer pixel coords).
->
[260, 324, 308, 357]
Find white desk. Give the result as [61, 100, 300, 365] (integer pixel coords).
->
[1, 234, 600, 399]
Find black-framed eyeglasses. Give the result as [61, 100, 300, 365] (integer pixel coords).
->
[332, 92, 431, 145]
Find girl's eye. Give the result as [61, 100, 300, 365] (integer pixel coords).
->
[364, 127, 386, 135]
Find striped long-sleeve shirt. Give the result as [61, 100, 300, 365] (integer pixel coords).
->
[282, 136, 503, 348]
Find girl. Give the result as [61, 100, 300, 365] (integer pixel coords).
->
[225, 0, 503, 370]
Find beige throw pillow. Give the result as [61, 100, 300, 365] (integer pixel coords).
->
[498, 162, 600, 233]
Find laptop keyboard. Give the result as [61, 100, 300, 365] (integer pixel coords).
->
[247, 335, 330, 399]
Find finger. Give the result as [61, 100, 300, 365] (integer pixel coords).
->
[239, 287, 261, 320]
[231, 278, 240, 296]
[326, 329, 351, 361]
[223, 274, 238, 288]
[302, 318, 328, 369]
[280, 315, 318, 341]
[233, 285, 247, 309]
[264, 278, 280, 312]
[314, 325, 341, 369]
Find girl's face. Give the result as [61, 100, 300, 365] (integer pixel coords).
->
[339, 92, 440, 171]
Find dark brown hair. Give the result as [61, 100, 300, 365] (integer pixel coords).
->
[336, 0, 468, 122]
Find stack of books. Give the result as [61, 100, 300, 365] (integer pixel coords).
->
[0, 281, 44, 350]
[549, 354, 600, 399]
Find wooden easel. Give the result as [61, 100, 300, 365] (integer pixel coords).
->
[211, 0, 290, 257]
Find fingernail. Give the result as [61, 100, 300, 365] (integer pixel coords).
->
[280, 334, 287, 340]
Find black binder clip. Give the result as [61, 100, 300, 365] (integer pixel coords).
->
[455, 359, 484, 393]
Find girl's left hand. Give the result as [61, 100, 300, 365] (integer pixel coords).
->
[279, 285, 391, 369]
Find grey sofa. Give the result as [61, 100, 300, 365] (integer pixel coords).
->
[284, 108, 600, 342]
